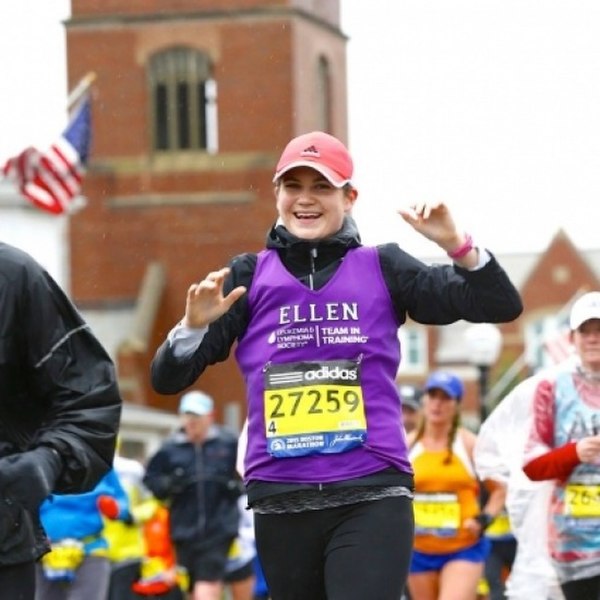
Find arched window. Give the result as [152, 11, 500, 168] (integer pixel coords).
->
[149, 47, 218, 152]
[316, 55, 332, 132]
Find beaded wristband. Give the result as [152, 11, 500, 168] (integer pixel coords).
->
[447, 233, 474, 260]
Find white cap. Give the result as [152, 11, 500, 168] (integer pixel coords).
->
[179, 390, 214, 416]
[569, 292, 600, 330]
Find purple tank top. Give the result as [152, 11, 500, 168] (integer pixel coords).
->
[235, 246, 413, 484]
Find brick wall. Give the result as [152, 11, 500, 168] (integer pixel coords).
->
[66, 0, 346, 418]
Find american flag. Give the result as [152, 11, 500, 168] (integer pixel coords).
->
[2, 97, 91, 215]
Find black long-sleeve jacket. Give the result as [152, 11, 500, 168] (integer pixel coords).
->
[152, 217, 523, 394]
[143, 426, 240, 546]
[0, 242, 122, 563]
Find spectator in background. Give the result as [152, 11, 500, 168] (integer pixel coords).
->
[105, 443, 157, 600]
[36, 468, 130, 600]
[132, 503, 186, 599]
[0, 241, 121, 600]
[407, 371, 506, 600]
[399, 384, 422, 434]
[474, 369, 564, 600]
[523, 291, 600, 600]
[143, 390, 241, 600]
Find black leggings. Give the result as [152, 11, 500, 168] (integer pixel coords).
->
[561, 575, 600, 600]
[254, 496, 414, 600]
[0, 560, 36, 600]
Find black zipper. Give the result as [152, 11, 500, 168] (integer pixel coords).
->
[308, 246, 317, 290]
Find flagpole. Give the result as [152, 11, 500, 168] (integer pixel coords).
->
[67, 71, 97, 113]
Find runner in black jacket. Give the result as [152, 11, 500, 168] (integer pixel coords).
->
[0, 242, 122, 599]
[144, 390, 241, 599]
[150, 131, 523, 600]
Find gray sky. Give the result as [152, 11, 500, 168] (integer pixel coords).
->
[342, 1, 600, 256]
[2, 1, 600, 258]
[0, 1, 70, 159]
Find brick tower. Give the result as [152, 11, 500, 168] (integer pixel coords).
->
[65, 0, 349, 420]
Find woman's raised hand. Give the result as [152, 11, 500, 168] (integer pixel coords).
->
[183, 267, 246, 329]
[397, 201, 462, 251]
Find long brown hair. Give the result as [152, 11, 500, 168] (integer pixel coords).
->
[410, 409, 461, 465]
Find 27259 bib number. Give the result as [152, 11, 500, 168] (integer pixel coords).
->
[267, 388, 360, 420]
[265, 384, 363, 436]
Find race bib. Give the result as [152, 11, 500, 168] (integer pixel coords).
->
[564, 483, 600, 518]
[41, 538, 85, 582]
[413, 492, 461, 537]
[228, 538, 241, 560]
[263, 359, 367, 457]
[485, 511, 512, 538]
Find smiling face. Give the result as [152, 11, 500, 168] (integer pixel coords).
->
[275, 166, 357, 240]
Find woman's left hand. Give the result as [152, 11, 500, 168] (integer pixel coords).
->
[397, 201, 462, 251]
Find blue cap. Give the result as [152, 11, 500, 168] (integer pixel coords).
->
[424, 371, 464, 401]
[179, 390, 214, 416]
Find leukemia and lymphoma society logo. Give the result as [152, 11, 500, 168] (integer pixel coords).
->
[267, 325, 368, 349]
[268, 326, 316, 349]
[268, 325, 369, 350]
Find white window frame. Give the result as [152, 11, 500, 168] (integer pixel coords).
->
[397, 325, 428, 375]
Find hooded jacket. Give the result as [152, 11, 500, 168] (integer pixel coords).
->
[152, 216, 522, 390]
[151, 217, 522, 501]
[143, 425, 240, 547]
[0, 242, 122, 564]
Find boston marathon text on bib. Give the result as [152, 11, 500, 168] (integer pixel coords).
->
[263, 359, 367, 458]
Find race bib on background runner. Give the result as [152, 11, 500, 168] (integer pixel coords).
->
[413, 492, 461, 537]
[564, 483, 600, 518]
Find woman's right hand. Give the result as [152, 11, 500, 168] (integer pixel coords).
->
[183, 267, 246, 329]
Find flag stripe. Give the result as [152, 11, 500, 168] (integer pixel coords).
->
[35, 169, 70, 211]
[40, 144, 83, 198]
[23, 181, 63, 214]
[53, 138, 83, 184]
